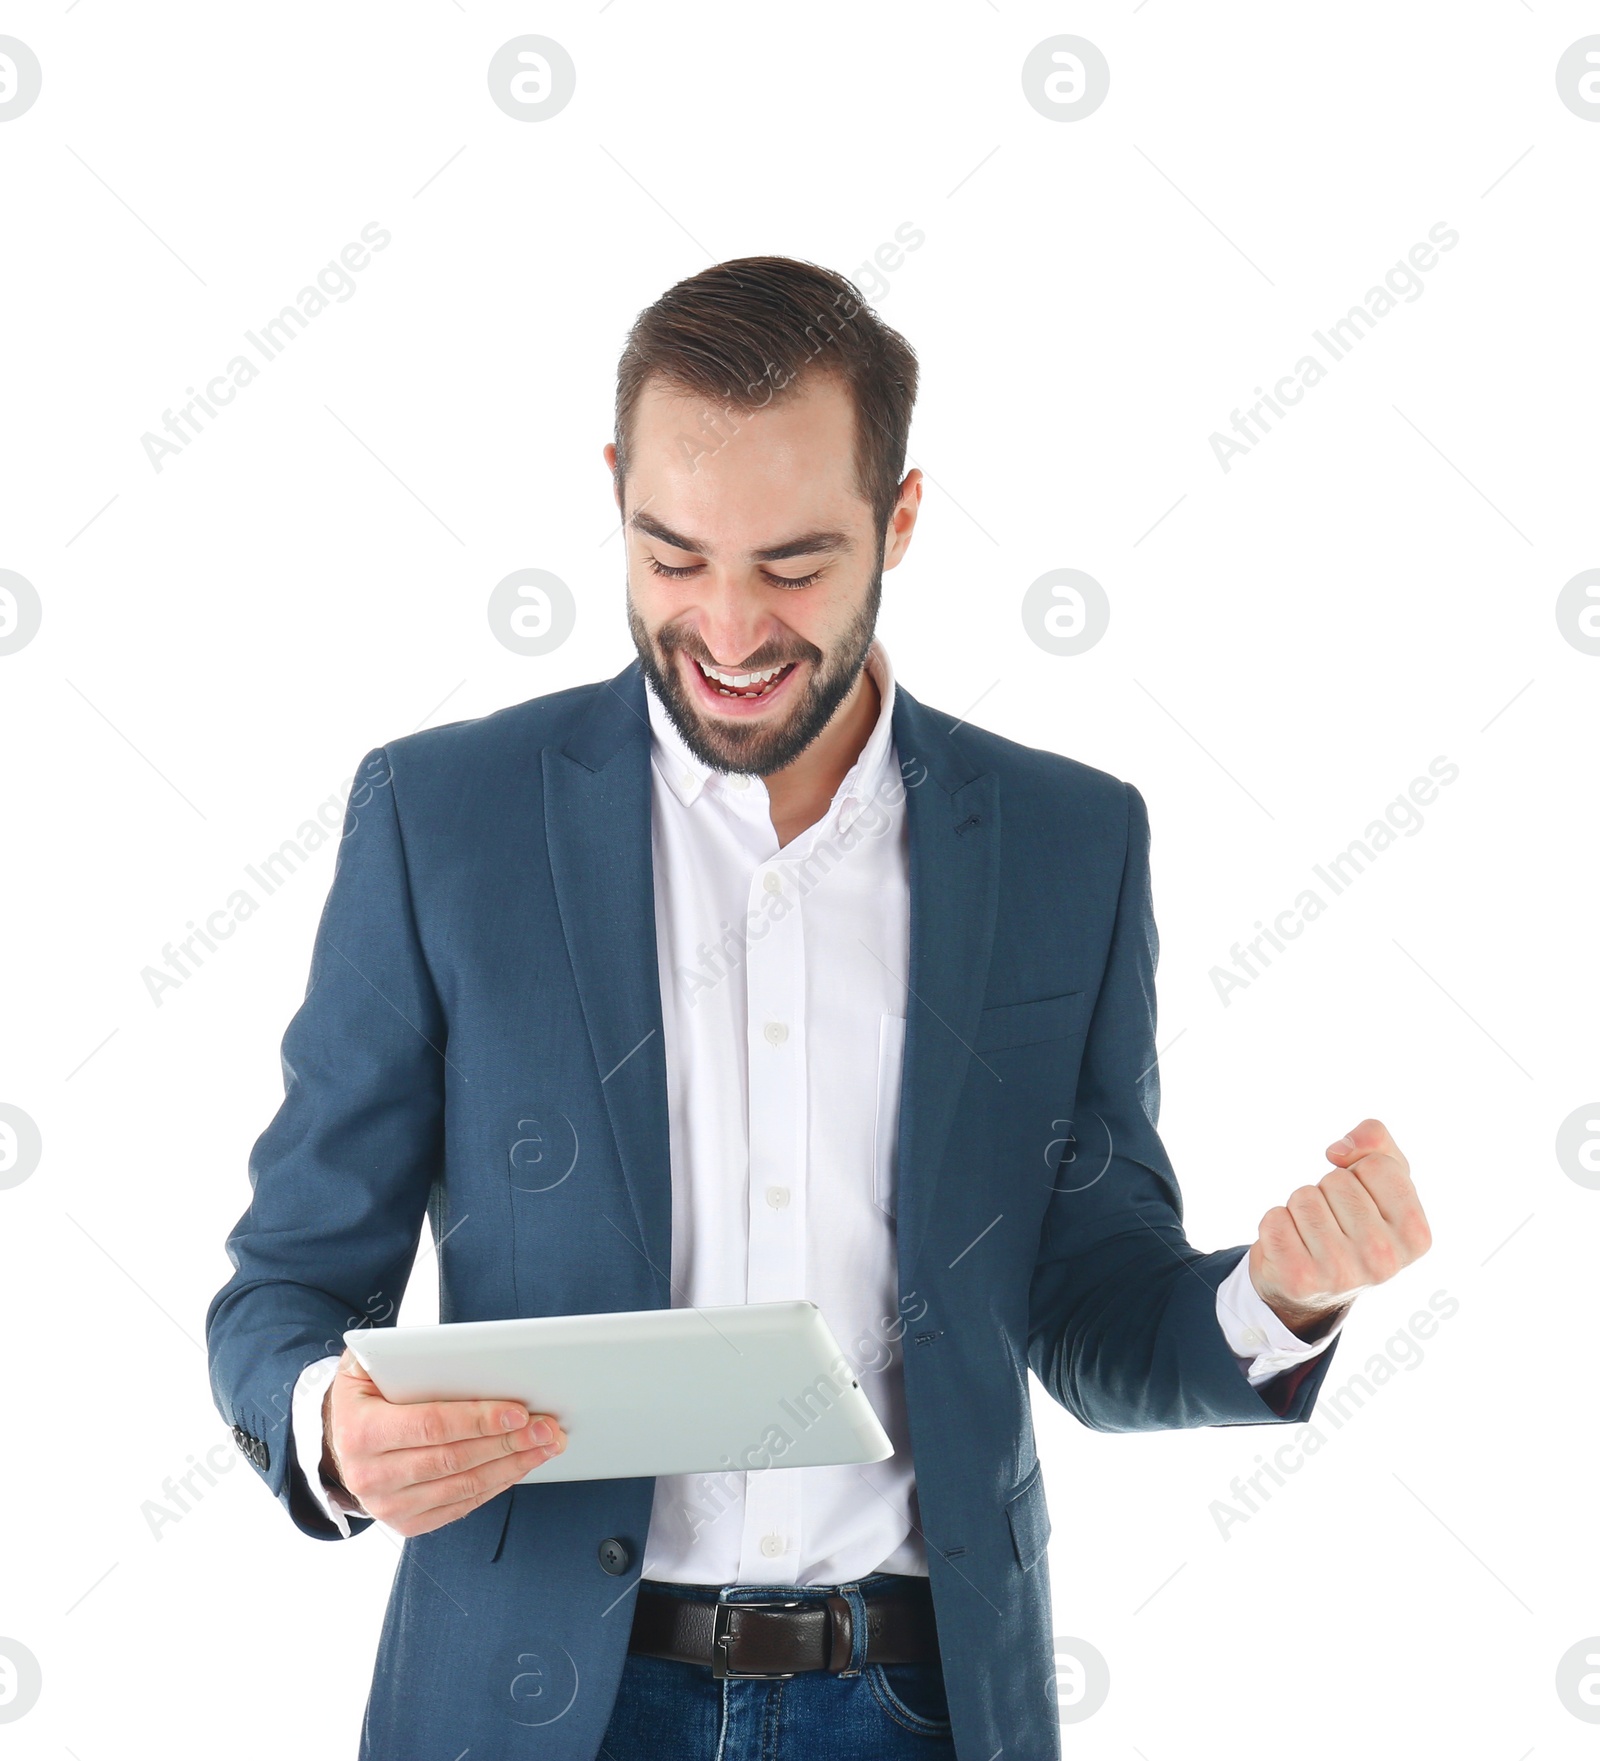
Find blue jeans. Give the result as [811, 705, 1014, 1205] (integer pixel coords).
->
[599, 1572, 956, 1759]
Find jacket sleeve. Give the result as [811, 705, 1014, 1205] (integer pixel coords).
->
[205, 747, 444, 1538]
[1026, 780, 1345, 1431]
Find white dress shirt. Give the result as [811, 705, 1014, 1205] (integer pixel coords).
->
[291, 641, 1345, 1561]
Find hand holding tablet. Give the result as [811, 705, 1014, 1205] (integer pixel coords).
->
[328, 1299, 891, 1534]
[320, 1352, 567, 1538]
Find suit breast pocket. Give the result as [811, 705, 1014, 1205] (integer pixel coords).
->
[873, 1014, 906, 1218]
[974, 990, 1089, 1054]
[969, 992, 1091, 1193]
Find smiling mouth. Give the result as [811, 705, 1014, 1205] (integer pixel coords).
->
[693, 657, 799, 700]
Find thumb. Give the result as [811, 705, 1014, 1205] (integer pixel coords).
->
[337, 1346, 381, 1397]
[1327, 1117, 1388, 1164]
[1325, 1122, 1371, 1164]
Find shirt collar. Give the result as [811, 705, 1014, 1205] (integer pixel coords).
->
[645, 638, 898, 825]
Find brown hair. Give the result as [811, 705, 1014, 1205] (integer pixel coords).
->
[613, 256, 920, 547]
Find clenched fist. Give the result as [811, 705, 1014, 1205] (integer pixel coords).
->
[1249, 1118, 1431, 1341]
[319, 1348, 567, 1537]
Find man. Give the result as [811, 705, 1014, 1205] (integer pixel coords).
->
[207, 256, 1431, 1760]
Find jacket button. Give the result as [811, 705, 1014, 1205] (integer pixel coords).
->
[598, 1537, 632, 1575]
[231, 1425, 270, 1471]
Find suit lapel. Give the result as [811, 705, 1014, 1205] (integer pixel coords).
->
[542, 661, 673, 1304]
[890, 688, 1001, 1280]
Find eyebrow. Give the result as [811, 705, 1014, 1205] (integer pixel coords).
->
[629, 509, 855, 563]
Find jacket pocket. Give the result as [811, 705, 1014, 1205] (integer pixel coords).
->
[874, 1015, 906, 1218]
[1005, 1460, 1052, 1572]
[974, 990, 1088, 1054]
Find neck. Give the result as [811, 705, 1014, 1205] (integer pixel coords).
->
[764, 655, 882, 848]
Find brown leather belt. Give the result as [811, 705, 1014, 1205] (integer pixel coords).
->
[628, 1579, 939, 1680]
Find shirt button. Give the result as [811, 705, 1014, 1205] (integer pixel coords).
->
[763, 871, 783, 895]
[763, 1022, 788, 1047]
[1240, 1328, 1266, 1348]
[727, 773, 750, 790]
[759, 1534, 786, 1559]
[765, 1185, 790, 1210]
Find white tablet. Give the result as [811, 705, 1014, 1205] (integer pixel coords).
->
[344, 1299, 894, 1484]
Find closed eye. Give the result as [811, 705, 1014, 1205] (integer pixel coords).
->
[647, 557, 823, 591]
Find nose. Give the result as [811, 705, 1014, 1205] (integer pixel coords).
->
[692, 573, 776, 669]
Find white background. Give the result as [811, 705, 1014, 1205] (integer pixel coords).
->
[2, 3, 1596, 1755]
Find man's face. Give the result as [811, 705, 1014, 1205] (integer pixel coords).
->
[608, 372, 916, 775]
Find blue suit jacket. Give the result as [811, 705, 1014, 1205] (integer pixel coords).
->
[207, 659, 1343, 1759]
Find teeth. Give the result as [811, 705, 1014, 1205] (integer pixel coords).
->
[697, 660, 787, 689]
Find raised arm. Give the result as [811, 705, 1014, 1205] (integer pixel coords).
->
[1027, 781, 1346, 1433]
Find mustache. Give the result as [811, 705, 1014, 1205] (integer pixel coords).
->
[656, 622, 822, 674]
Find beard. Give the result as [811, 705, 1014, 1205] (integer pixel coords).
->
[628, 569, 882, 778]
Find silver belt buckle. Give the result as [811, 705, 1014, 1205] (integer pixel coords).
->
[710, 1597, 805, 1680]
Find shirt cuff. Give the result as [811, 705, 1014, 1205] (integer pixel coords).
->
[291, 1354, 369, 1537]
[1214, 1252, 1351, 1389]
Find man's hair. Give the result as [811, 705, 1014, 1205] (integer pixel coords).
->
[613, 256, 920, 544]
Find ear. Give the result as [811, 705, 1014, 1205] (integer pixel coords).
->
[883, 467, 923, 570]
